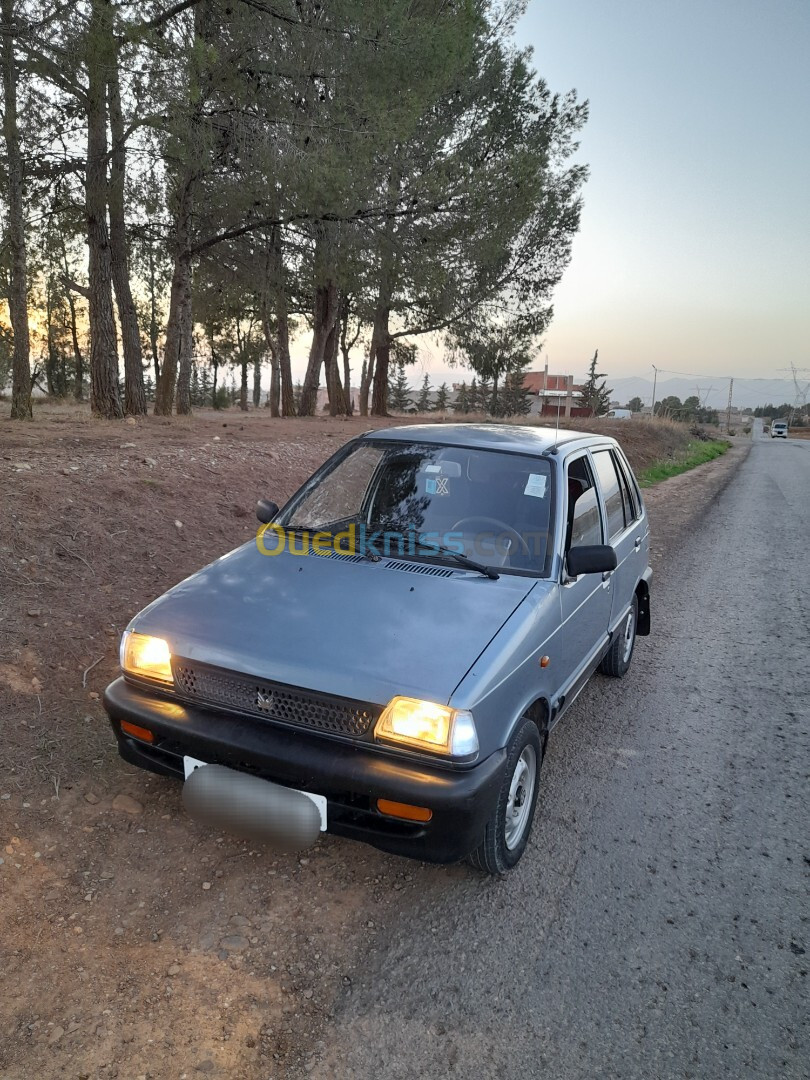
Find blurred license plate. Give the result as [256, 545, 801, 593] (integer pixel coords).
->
[182, 755, 327, 830]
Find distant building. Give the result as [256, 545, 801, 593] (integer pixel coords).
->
[521, 371, 590, 418]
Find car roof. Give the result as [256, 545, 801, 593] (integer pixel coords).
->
[361, 423, 615, 456]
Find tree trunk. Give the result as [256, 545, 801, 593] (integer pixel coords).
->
[339, 299, 354, 416]
[155, 0, 207, 417]
[240, 361, 248, 410]
[154, 182, 192, 415]
[44, 281, 56, 395]
[107, 53, 145, 416]
[300, 277, 339, 417]
[370, 303, 391, 417]
[359, 350, 374, 417]
[252, 353, 261, 407]
[148, 245, 160, 382]
[2, 0, 32, 419]
[67, 292, 85, 400]
[85, 0, 122, 419]
[267, 228, 295, 416]
[324, 323, 346, 417]
[268, 344, 279, 414]
[261, 305, 280, 416]
[58, 241, 85, 400]
[237, 321, 248, 411]
[174, 276, 193, 414]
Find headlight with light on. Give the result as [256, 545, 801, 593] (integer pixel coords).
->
[374, 696, 479, 759]
[120, 631, 174, 685]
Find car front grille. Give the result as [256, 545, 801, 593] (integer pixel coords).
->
[171, 660, 379, 738]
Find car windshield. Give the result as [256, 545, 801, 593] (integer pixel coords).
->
[277, 440, 554, 575]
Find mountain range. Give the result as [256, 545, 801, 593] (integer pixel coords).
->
[598, 376, 806, 411]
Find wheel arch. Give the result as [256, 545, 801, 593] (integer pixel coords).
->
[505, 695, 551, 753]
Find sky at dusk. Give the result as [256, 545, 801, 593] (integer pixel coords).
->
[509, 0, 810, 382]
[282, 2, 810, 389]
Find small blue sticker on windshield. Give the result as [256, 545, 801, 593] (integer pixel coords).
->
[426, 478, 437, 494]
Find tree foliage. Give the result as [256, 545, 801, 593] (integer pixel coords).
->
[578, 349, 611, 416]
[1, 0, 588, 419]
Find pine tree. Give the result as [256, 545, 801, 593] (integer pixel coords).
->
[388, 358, 411, 412]
[293, 381, 303, 414]
[199, 364, 212, 407]
[191, 362, 201, 406]
[502, 371, 532, 416]
[478, 379, 493, 415]
[453, 382, 470, 413]
[433, 382, 450, 412]
[416, 373, 432, 412]
[578, 350, 612, 416]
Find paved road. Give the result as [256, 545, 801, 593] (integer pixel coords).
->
[306, 434, 809, 1079]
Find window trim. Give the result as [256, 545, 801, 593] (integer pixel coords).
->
[615, 447, 644, 519]
[611, 448, 638, 526]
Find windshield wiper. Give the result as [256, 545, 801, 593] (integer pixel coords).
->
[415, 542, 499, 580]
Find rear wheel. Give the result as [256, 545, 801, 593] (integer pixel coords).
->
[469, 718, 543, 875]
[599, 594, 638, 677]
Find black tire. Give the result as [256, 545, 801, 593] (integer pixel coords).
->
[469, 718, 543, 875]
[599, 593, 638, 678]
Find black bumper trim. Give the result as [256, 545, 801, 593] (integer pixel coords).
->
[104, 677, 506, 864]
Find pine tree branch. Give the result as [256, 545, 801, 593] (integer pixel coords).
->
[60, 274, 90, 300]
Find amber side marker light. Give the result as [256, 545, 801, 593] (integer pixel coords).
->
[120, 721, 155, 743]
[377, 799, 433, 823]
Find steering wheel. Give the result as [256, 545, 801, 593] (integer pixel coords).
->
[450, 516, 530, 557]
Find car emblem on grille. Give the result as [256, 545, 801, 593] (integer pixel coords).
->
[256, 689, 274, 711]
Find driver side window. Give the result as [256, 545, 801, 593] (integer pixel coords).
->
[566, 456, 603, 550]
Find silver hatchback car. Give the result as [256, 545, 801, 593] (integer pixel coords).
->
[105, 425, 651, 874]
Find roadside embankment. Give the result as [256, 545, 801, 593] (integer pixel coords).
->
[641, 439, 750, 579]
[636, 438, 729, 486]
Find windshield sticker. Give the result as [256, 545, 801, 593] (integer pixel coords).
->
[426, 477, 449, 496]
[524, 473, 547, 499]
[423, 464, 441, 473]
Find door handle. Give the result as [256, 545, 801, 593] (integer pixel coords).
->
[634, 537, 642, 549]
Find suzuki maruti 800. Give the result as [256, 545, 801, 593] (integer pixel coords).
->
[105, 424, 651, 874]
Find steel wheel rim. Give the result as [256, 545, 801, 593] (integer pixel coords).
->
[504, 745, 537, 851]
[623, 610, 636, 662]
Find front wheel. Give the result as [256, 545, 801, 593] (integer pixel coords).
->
[469, 718, 543, 875]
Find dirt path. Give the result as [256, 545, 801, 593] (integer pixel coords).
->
[0, 411, 748, 1079]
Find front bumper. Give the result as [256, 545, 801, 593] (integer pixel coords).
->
[103, 677, 506, 864]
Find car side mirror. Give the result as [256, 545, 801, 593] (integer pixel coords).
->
[566, 544, 617, 577]
[256, 499, 279, 524]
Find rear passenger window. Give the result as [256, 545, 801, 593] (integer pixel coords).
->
[592, 451, 626, 539]
[613, 452, 637, 523]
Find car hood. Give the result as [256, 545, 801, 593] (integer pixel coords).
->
[130, 543, 539, 707]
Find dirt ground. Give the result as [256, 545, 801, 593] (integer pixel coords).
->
[0, 405, 744, 1079]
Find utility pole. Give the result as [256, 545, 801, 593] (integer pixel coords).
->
[651, 365, 658, 417]
[725, 378, 734, 432]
